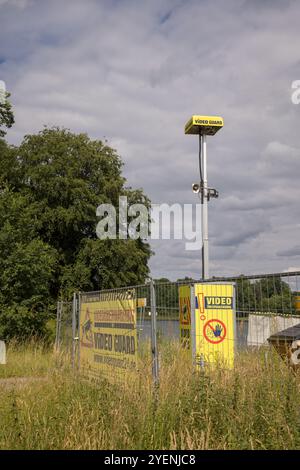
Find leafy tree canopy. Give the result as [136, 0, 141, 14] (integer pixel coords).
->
[0, 92, 14, 138]
[0, 118, 152, 339]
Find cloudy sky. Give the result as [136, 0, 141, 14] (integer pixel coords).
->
[0, 0, 300, 280]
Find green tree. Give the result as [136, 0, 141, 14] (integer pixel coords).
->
[0, 91, 14, 138]
[0, 239, 57, 340]
[0, 126, 152, 339]
[254, 277, 291, 300]
[235, 276, 294, 315]
[235, 277, 256, 313]
[261, 294, 294, 315]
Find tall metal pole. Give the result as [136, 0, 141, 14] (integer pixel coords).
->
[201, 134, 209, 279]
[185, 115, 223, 280]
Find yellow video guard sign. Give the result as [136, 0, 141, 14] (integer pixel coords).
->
[179, 285, 191, 351]
[193, 283, 235, 369]
[185, 115, 224, 135]
[79, 290, 137, 381]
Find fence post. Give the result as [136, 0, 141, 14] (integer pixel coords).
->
[72, 293, 77, 369]
[190, 284, 197, 368]
[55, 301, 61, 351]
[150, 278, 159, 386]
[77, 292, 81, 369]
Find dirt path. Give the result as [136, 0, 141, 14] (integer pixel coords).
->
[0, 377, 48, 390]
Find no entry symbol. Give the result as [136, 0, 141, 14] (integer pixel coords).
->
[203, 319, 227, 344]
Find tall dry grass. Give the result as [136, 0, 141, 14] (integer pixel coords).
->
[0, 340, 299, 450]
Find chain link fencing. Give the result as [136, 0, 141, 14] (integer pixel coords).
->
[55, 271, 300, 383]
[55, 300, 73, 351]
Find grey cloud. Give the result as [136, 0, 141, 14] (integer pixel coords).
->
[277, 246, 300, 257]
[213, 222, 269, 248]
[1, 0, 300, 279]
[260, 141, 300, 179]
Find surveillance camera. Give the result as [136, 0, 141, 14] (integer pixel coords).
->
[208, 188, 219, 199]
[192, 183, 200, 193]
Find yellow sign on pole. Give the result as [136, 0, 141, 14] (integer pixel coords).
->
[193, 283, 235, 369]
[184, 115, 224, 136]
[79, 290, 137, 382]
[179, 285, 192, 351]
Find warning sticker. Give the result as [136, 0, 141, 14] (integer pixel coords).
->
[203, 319, 227, 344]
[179, 285, 191, 351]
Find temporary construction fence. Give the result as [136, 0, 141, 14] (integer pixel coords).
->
[55, 271, 300, 384]
[55, 281, 158, 382]
[55, 300, 73, 352]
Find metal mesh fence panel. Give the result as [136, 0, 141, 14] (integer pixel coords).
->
[55, 271, 300, 380]
[77, 283, 155, 383]
[55, 301, 73, 352]
[154, 272, 300, 350]
[210, 271, 300, 350]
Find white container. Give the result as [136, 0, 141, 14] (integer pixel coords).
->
[0, 341, 6, 364]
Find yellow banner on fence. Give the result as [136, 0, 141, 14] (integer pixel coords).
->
[179, 285, 191, 351]
[79, 290, 137, 382]
[194, 283, 235, 369]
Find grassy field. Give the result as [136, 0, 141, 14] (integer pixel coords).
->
[0, 341, 299, 450]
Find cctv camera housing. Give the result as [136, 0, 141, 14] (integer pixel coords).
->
[192, 183, 200, 193]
